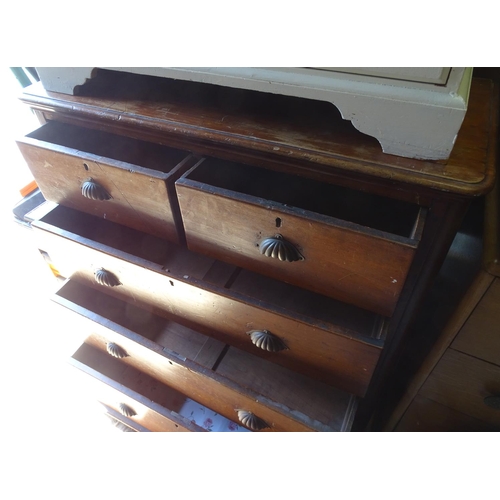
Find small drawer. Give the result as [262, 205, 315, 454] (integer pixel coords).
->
[57, 279, 357, 432]
[176, 158, 426, 316]
[34, 204, 383, 397]
[17, 121, 197, 243]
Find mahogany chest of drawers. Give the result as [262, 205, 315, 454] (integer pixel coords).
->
[17, 69, 498, 431]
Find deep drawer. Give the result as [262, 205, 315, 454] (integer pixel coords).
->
[176, 158, 426, 316]
[17, 121, 197, 243]
[60, 280, 357, 431]
[69, 345, 209, 432]
[33, 204, 383, 397]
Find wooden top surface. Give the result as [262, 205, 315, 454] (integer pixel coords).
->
[21, 70, 498, 197]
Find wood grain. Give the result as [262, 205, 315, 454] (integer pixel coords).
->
[177, 178, 418, 317]
[17, 121, 196, 243]
[217, 347, 356, 432]
[70, 347, 207, 432]
[58, 281, 356, 431]
[382, 271, 494, 431]
[395, 395, 499, 431]
[452, 278, 500, 365]
[419, 349, 500, 427]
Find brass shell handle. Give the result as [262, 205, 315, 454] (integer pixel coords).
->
[259, 234, 304, 262]
[247, 330, 288, 352]
[81, 178, 111, 201]
[94, 268, 121, 287]
[118, 403, 136, 417]
[483, 396, 500, 409]
[106, 342, 128, 359]
[236, 410, 270, 431]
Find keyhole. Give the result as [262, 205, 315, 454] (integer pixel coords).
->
[83, 163, 89, 171]
[275, 217, 282, 228]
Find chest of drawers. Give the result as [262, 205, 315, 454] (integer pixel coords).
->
[17, 69, 498, 431]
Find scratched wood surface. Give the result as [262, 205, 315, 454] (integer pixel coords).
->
[19, 70, 498, 198]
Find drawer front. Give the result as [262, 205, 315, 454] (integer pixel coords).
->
[80, 332, 319, 432]
[69, 355, 206, 432]
[17, 121, 196, 243]
[57, 283, 354, 432]
[176, 170, 423, 317]
[420, 349, 500, 427]
[35, 209, 382, 397]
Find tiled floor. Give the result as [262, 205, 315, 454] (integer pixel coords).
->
[1, 68, 120, 435]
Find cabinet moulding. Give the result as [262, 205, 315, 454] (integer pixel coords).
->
[35, 67, 472, 160]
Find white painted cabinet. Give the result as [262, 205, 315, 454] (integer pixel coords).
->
[35, 67, 472, 160]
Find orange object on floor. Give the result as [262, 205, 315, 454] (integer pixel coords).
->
[19, 179, 38, 197]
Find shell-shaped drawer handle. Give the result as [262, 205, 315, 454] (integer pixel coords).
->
[94, 268, 121, 287]
[106, 342, 128, 359]
[118, 403, 136, 418]
[236, 410, 270, 431]
[259, 234, 304, 262]
[247, 330, 288, 352]
[483, 396, 500, 410]
[81, 178, 111, 201]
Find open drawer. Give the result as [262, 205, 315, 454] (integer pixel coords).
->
[16, 120, 197, 243]
[33, 204, 383, 397]
[176, 158, 427, 316]
[58, 279, 357, 432]
[70, 342, 247, 432]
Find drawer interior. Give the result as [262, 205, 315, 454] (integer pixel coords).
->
[38, 204, 214, 275]
[59, 279, 226, 368]
[27, 120, 190, 173]
[228, 268, 385, 340]
[43, 203, 384, 344]
[57, 279, 355, 431]
[73, 342, 249, 432]
[184, 158, 422, 238]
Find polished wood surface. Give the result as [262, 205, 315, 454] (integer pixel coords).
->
[17, 121, 196, 243]
[19, 71, 497, 197]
